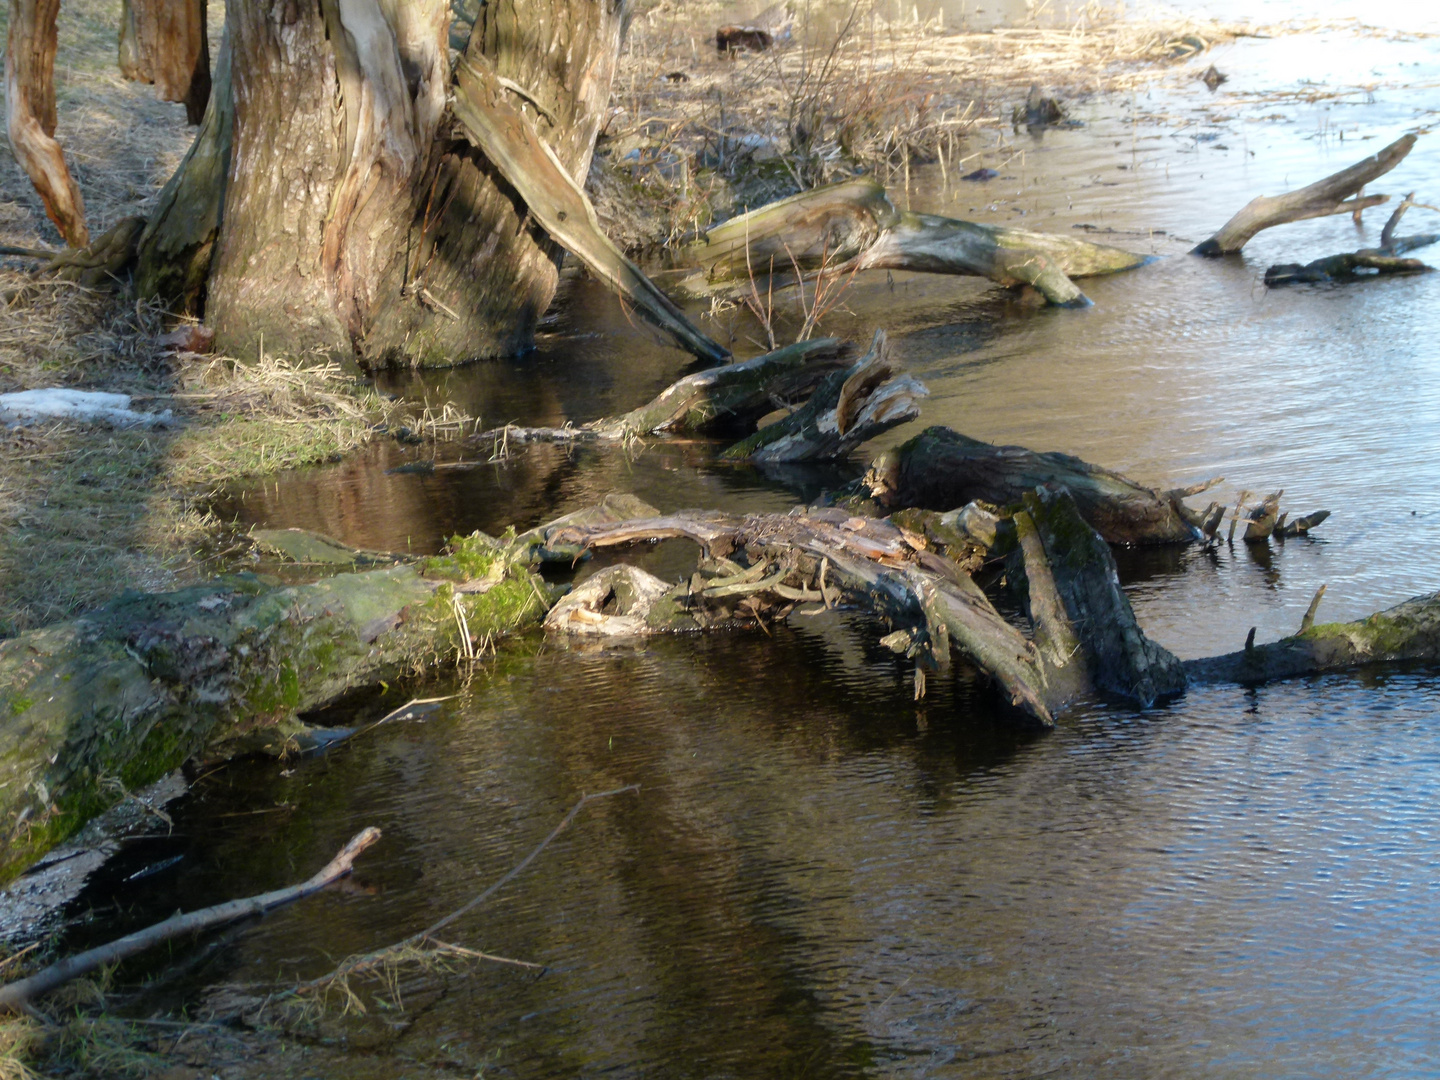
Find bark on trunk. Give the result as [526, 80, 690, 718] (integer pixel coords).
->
[135, 32, 233, 311]
[674, 177, 1149, 306]
[4, 0, 88, 246]
[118, 0, 210, 124]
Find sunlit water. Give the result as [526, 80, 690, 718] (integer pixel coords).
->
[71, 11, 1440, 1078]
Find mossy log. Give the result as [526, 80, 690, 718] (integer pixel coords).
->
[673, 177, 1149, 306]
[1185, 592, 1440, 686]
[719, 329, 927, 462]
[1193, 134, 1416, 256]
[468, 338, 850, 448]
[0, 540, 553, 884]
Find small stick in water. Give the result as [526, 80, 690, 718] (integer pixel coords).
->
[1299, 585, 1327, 635]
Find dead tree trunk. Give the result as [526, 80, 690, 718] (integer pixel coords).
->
[672, 177, 1150, 307]
[182, 0, 653, 365]
[118, 0, 210, 124]
[4, 0, 88, 246]
[1193, 134, 1416, 256]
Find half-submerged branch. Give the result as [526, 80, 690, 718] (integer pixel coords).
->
[1193, 134, 1417, 256]
[0, 828, 381, 1015]
[671, 177, 1149, 307]
[1186, 591, 1440, 686]
[1264, 191, 1440, 285]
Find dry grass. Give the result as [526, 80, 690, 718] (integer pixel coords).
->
[595, 0, 1254, 245]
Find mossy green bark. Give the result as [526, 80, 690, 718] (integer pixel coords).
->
[0, 541, 553, 883]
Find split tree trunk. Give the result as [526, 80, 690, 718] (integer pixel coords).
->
[118, 0, 210, 124]
[4, 0, 88, 246]
[193, 0, 632, 365]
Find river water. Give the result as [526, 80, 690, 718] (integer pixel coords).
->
[68, 8, 1440, 1078]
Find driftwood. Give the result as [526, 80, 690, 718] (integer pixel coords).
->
[543, 488, 1184, 723]
[861, 426, 1328, 548]
[470, 331, 925, 464]
[1193, 134, 1416, 256]
[0, 828, 381, 1016]
[669, 177, 1150, 307]
[450, 54, 727, 363]
[4, 0, 88, 246]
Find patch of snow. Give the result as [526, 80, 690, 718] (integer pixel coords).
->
[0, 387, 174, 428]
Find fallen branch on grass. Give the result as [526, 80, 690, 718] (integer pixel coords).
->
[0, 828, 382, 1016]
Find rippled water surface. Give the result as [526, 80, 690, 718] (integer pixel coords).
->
[97, 8, 1440, 1077]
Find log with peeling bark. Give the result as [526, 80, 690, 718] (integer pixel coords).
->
[669, 177, 1151, 307]
[719, 329, 927, 462]
[118, 0, 211, 124]
[469, 338, 850, 448]
[1193, 134, 1416, 256]
[860, 425, 1328, 548]
[4, 0, 88, 246]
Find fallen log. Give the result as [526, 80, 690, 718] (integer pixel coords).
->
[1264, 191, 1440, 284]
[860, 426, 1328, 548]
[1186, 591, 1440, 686]
[1193, 134, 1416, 256]
[0, 537, 555, 884]
[544, 488, 1186, 721]
[719, 329, 928, 462]
[450, 54, 728, 364]
[671, 177, 1150, 307]
[0, 827, 380, 1016]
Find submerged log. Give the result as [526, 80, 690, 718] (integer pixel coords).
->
[719, 329, 927, 462]
[673, 177, 1149, 307]
[863, 426, 1204, 545]
[1193, 134, 1416, 256]
[468, 338, 851, 448]
[1264, 194, 1440, 284]
[0, 537, 555, 884]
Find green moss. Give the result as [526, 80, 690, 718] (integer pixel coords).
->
[422, 532, 507, 585]
[8, 697, 33, 717]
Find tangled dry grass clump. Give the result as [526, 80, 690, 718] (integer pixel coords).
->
[592, 0, 1252, 246]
